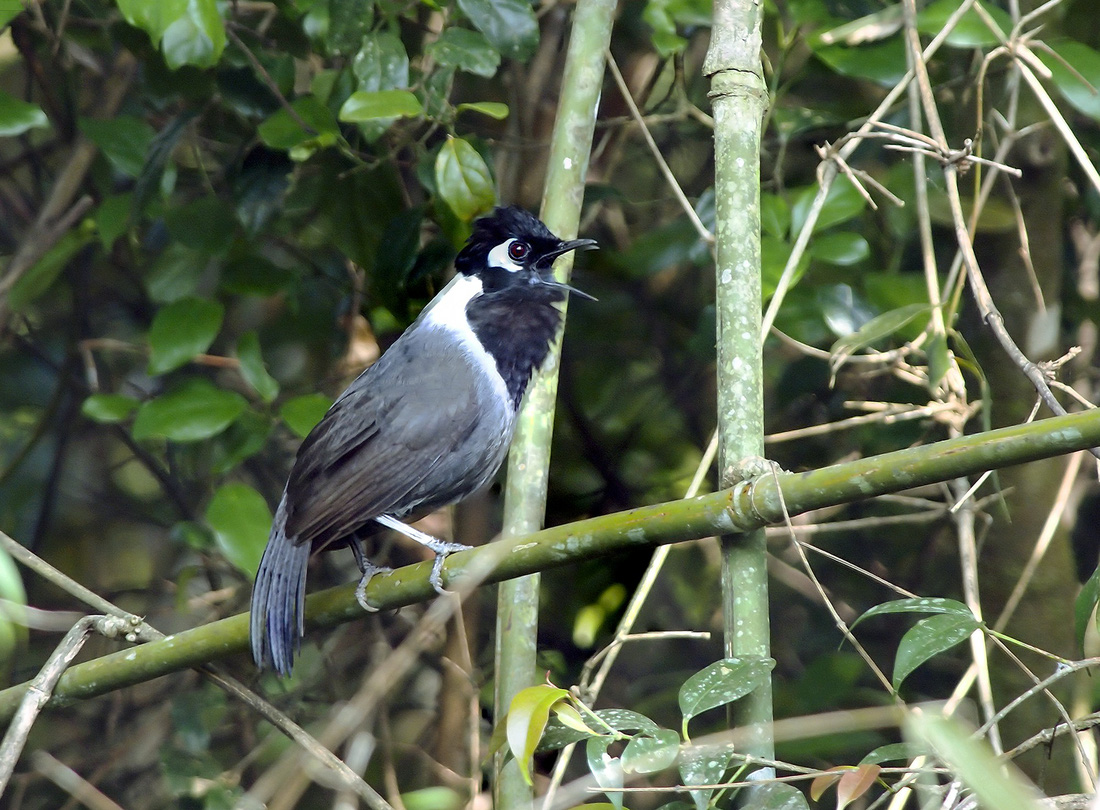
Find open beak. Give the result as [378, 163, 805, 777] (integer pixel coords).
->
[537, 238, 599, 301]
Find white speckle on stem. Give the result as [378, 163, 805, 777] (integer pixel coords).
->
[563, 157, 573, 170]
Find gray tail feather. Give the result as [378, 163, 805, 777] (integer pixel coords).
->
[250, 496, 310, 676]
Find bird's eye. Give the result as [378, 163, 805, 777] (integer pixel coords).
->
[508, 240, 530, 261]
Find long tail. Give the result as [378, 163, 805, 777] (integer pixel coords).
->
[250, 494, 310, 676]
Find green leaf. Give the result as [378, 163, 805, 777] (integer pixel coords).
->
[916, 0, 1011, 48]
[339, 90, 424, 122]
[205, 483, 271, 579]
[0, 1, 24, 28]
[147, 297, 225, 375]
[760, 192, 790, 239]
[257, 95, 339, 152]
[904, 713, 1042, 810]
[132, 379, 247, 442]
[678, 657, 774, 726]
[753, 783, 811, 810]
[163, 197, 237, 255]
[80, 116, 157, 178]
[236, 332, 279, 403]
[352, 31, 410, 90]
[328, 0, 374, 55]
[279, 393, 332, 438]
[586, 737, 624, 810]
[8, 224, 94, 312]
[506, 684, 571, 786]
[435, 137, 495, 221]
[893, 613, 980, 690]
[926, 331, 951, 390]
[456, 0, 538, 61]
[428, 29, 501, 78]
[0, 545, 27, 668]
[161, 0, 226, 70]
[220, 255, 296, 297]
[537, 708, 660, 752]
[147, 243, 208, 303]
[116, 0, 186, 41]
[860, 742, 919, 765]
[812, 39, 907, 87]
[853, 597, 976, 629]
[829, 303, 931, 363]
[679, 745, 732, 810]
[1040, 41, 1100, 122]
[81, 394, 140, 424]
[211, 411, 272, 475]
[791, 176, 867, 236]
[1076, 565, 1100, 656]
[0, 91, 48, 137]
[622, 730, 680, 775]
[95, 194, 134, 248]
[456, 101, 510, 120]
[810, 232, 870, 266]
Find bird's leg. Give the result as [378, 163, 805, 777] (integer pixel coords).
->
[349, 534, 392, 612]
[373, 513, 472, 595]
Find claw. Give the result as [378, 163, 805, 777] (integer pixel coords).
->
[355, 561, 393, 612]
[373, 514, 471, 594]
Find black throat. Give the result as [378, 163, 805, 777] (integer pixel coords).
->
[465, 285, 566, 410]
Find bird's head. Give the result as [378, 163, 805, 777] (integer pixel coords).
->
[455, 206, 597, 299]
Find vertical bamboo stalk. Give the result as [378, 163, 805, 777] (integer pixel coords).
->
[704, 0, 773, 767]
[493, 1, 616, 806]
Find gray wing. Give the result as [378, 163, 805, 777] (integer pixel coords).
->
[283, 335, 503, 548]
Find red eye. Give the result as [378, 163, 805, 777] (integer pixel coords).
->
[508, 240, 530, 261]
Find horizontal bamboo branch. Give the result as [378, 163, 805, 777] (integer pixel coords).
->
[3, 407, 1100, 721]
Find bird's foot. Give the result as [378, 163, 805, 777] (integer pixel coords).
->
[374, 514, 472, 595]
[355, 560, 394, 612]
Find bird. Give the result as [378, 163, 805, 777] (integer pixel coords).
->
[250, 205, 597, 675]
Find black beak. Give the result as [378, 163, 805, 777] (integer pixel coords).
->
[537, 238, 598, 301]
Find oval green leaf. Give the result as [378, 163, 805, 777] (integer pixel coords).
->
[679, 744, 732, 810]
[810, 232, 870, 266]
[205, 482, 271, 579]
[456, 0, 538, 61]
[435, 137, 495, 221]
[893, 613, 980, 690]
[853, 597, 976, 629]
[279, 393, 332, 438]
[160, 0, 226, 70]
[830, 303, 931, 364]
[429, 29, 501, 78]
[82, 393, 140, 424]
[339, 90, 424, 122]
[791, 175, 868, 236]
[622, 729, 680, 775]
[678, 657, 775, 725]
[236, 332, 279, 403]
[0, 91, 48, 137]
[147, 297, 225, 375]
[1040, 41, 1100, 122]
[456, 101, 510, 120]
[132, 380, 246, 442]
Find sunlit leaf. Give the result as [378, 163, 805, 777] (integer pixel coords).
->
[916, 0, 1011, 48]
[132, 379, 246, 442]
[82, 394, 140, 424]
[506, 685, 571, 785]
[456, 101, 510, 120]
[1040, 41, 1100, 122]
[853, 597, 976, 628]
[435, 137, 495, 221]
[0, 91, 48, 137]
[678, 657, 774, 726]
[679, 744, 731, 810]
[339, 90, 424, 122]
[206, 483, 271, 579]
[830, 303, 931, 365]
[810, 232, 870, 266]
[161, 0, 226, 69]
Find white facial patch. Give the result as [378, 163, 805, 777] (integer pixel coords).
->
[487, 239, 524, 273]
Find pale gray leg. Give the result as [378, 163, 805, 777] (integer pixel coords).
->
[349, 536, 392, 612]
[373, 513, 471, 595]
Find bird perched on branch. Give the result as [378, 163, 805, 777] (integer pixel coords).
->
[250, 206, 597, 675]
